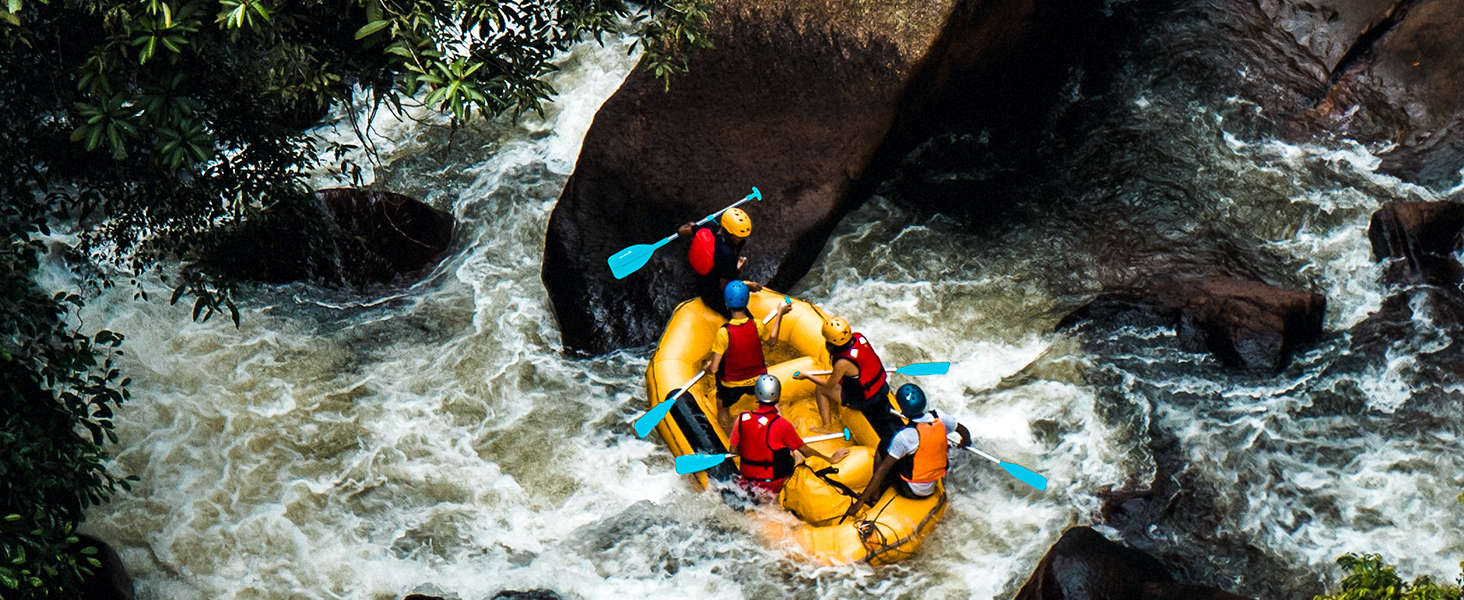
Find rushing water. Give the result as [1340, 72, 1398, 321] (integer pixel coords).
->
[70, 8, 1464, 600]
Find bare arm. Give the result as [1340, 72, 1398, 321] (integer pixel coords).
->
[799, 444, 849, 464]
[846, 453, 899, 519]
[765, 301, 791, 341]
[795, 358, 855, 389]
[954, 423, 972, 447]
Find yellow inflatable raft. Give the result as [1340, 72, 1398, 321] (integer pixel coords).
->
[644, 289, 946, 565]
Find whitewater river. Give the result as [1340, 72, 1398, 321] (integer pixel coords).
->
[75, 21, 1463, 600]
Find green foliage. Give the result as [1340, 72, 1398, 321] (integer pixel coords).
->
[1314, 554, 1463, 600]
[1, 171, 136, 597]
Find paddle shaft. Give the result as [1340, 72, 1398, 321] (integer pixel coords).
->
[761, 296, 792, 324]
[677, 428, 851, 474]
[632, 370, 705, 438]
[796, 361, 946, 378]
[657, 191, 763, 247]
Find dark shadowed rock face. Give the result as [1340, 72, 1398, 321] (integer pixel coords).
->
[542, 0, 1037, 354]
[1014, 527, 1254, 600]
[315, 188, 455, 278]
[69, 535, 134, 600]
[1367, 200, 1464, 286]
[1276, 0, 1464, 186]
[202, 189, 453, 290]
[1059, 278, 1326, 373]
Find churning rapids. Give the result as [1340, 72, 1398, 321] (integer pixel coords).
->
[59, 18, 1463, 600]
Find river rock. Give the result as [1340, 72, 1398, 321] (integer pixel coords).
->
[542, 0, 1037, 354]
[1014, 527, 1253, 600]
[1058, 277, 1326, 372]
[68, 535, 134, 600]
[1367, 200, 1464, 286]
[314, 188, 455, 278]
[1266, 0, 1464, 186]
[201, 189, 453, 289]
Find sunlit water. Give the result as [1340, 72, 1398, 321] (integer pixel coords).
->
[68, 14, 1464, 600]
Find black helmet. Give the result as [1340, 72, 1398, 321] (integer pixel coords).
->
[895, 383, 927, 418]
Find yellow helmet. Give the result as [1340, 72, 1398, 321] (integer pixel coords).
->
[720, 208, 752, 238]
[822, 316, 852, 346]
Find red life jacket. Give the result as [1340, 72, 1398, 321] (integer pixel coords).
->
[736, 408, 794, 481]
[719, 319, 767, 383]
[832, 334, 887, 401]
[688, 228, 716, 275]
[899, 413, 949, 484]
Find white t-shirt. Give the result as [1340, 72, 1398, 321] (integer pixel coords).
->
[886, 408, 958, 497]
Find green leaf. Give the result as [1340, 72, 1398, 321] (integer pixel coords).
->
[354, 19, 390, 40]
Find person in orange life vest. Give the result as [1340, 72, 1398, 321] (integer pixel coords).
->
[792, 317, 904, 447]
[704, 280, 791, 431]
[679, 208, 759, 319]
[844, 384, 971, 519]
[730, 375, 849, 495]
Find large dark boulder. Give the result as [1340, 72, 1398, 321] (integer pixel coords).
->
[69, 535, 134, 600]
[1367, 200, 1464, 286]
[1266, 0, 1464, 186]
[542, 0, 1038, 354]
[1059, 277, 1326, 372]
[1014, 527, 1253, 600]
[315, 188, 455, 278]
[201, 189, 453, 289]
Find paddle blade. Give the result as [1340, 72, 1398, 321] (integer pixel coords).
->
[894, 362, 950, 376]
[1001, 461, 1048, 491]
[633, 397, 678, 438]
[675, 453, 731, 475]
[608, 243, 656, 279]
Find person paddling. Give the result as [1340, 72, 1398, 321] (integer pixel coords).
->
[793, 317, 904, 446]
[680, 208, 759, 318]
[844, 384, 971, 520]
[731, 375, 849, 496]
[705, 281, 791, 431]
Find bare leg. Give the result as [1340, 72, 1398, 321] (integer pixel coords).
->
[718, 404, 732, 433]
[810, 386, 837, 433]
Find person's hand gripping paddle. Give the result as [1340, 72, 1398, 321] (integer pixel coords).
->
[674, 428, 852, 474]
[607, 187, 762, 279]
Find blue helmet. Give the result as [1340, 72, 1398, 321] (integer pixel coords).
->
[724, 280, 750, 310]
[896, 384, 927, 418]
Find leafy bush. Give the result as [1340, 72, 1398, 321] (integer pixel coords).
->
[1, 183, 135, 596]
[1314, 553, 1463, 600]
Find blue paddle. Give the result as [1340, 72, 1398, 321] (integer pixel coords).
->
[633, 371, 705, 438]
[607, 187, 763, 279]
[795, 361, 950, 378]
[964, 445, 1048, 491]
[674, 428, 851, 474]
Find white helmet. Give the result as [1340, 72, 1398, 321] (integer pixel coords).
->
[753, 374, 781, 404]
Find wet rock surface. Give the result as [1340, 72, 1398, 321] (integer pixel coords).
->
[1013, 527, 1254, 600]
[1367, 200, 1464, 286]
[542, 0, 1038, 354]
[68, 535, 134, 600]
[202, 189, 453, 290]
[1059, 278, 1326, 373]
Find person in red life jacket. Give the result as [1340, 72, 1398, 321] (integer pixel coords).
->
[704, 280, 791, 431]
[792, 317, 904, 447]
[844, 384, 971, 519]
[679, 208, 761, 319]
[730, 374, 849, 496]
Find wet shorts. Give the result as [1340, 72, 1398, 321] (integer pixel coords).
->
[716, 381, 756, 407]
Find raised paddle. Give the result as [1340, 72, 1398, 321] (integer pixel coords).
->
[963, 445, 1048, 491]
[607, 187, 763, 279]
[632, 371, 705, 438]
[674, 427, 852, 475]
[794, 361, 950, 378]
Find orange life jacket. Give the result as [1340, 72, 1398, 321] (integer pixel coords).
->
[719, 319, 767, 383]
[899, 413, 949, 484]
[736, 408, 794, 481]
[833, 334, 887, 402]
